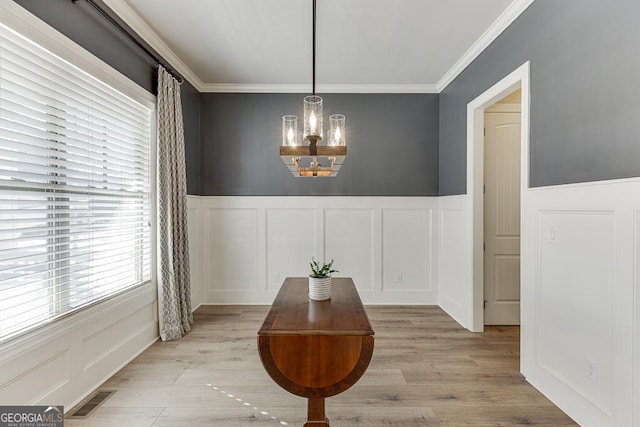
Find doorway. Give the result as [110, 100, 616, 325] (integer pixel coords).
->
[483, 90, 521, 325]
[466, 61, 530, 332]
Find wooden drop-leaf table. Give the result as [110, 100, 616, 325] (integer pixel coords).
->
[257, 277, 375, 426]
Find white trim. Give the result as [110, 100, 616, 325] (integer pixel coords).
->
[198, 83, 440, 94]
[101, 0, 204, 91]
[436, 0, 536, 91]
[1, 1, 155, 107]
[466, 61, 531, 332]
[528, 175, 640, 191]
[199, 83, 311, 94]
[104, 0, 533, 94]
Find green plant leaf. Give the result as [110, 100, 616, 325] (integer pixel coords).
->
[309, 257, 338, 278]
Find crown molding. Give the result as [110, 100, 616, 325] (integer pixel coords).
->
[311, 84, 439, 94]
[436, 0, 536, 92]
[101, 0, 205, 90]
[199, 83, 439, 94]
[104, 0, 534, 94]
[199, 84, 309, 94]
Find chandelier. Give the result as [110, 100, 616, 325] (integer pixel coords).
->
[279, 0, 347, 177]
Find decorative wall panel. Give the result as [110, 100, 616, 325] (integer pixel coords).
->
[382, 209, 433, 292]
[438, 196, 469, 327]
[325, 209, 375, 292]
[206, 208, 259, 291]
[538, 210, 614, 414]
[0, 350, 69, 405]
[522, 179, 640, 426]
[189, 197, 438, 304]
[266, 209, 316, 290]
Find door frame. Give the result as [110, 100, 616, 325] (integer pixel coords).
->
[466, 61, 530, 332]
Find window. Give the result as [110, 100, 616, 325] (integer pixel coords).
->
[0, 23, 153, 340]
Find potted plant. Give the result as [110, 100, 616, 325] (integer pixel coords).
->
[308, 258, 338, 301]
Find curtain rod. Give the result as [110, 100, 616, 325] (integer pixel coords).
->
[72, 0, 185, 85]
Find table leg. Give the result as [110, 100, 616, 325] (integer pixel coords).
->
[304, 397, 329, 426]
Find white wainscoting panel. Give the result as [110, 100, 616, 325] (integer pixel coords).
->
[206, 208, 259, 292]
[0, 283, 158, 409]
[325, 209, 375, 293]
[538, 210, 614, 415]
[0, 349, 70, 405]
[437, 195, 470, 328]
[82, 303, 156, 371]
[522, 179, 639, 427]
[188, 197, 438, 305]
[266, 208, 317, 291]
[382, 209, 433, 292]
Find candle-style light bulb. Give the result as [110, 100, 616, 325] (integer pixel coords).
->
[334, 126, 341, 145]
[309, 111, 317, 134]
[287, 127, 294, 145]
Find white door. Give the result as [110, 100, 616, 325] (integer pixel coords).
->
[484, 110, 521, 325]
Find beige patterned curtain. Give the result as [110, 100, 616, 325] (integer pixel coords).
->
[157, 66, 192, 341]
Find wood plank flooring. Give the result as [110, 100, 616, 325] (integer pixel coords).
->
[67, 306, 577, 426]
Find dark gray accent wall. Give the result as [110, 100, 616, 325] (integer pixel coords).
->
[14, 0, 202, 194]
[181, 82, 201, 194]
[15, 0, 156, 92]
[200, 93, 439, 196]
[439, 0, 640, 195]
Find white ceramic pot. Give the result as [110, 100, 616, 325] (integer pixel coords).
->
[308, 276, 332, 301]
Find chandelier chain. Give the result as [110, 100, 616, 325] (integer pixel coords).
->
[312, 0, 316, 95]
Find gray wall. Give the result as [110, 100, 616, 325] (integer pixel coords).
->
[25, 1, 632, 197]
[14, 0, 202, 194]
[200, 93, 439, 196]
[15, 0, 155, 93]
[14, 0, 437, 197]
[439, 0, 640, 195]
[181, 82, 201, 194]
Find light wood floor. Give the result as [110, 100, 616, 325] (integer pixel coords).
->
[67, 306, 577, 426]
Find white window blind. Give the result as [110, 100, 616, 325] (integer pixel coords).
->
[0, 23, 152, 340]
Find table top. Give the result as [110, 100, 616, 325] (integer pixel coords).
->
[258, 277, 374, 336]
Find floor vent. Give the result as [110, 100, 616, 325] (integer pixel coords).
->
[67, 390, 116, 419]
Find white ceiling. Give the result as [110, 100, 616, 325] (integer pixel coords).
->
[103, 0, 534, 93]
